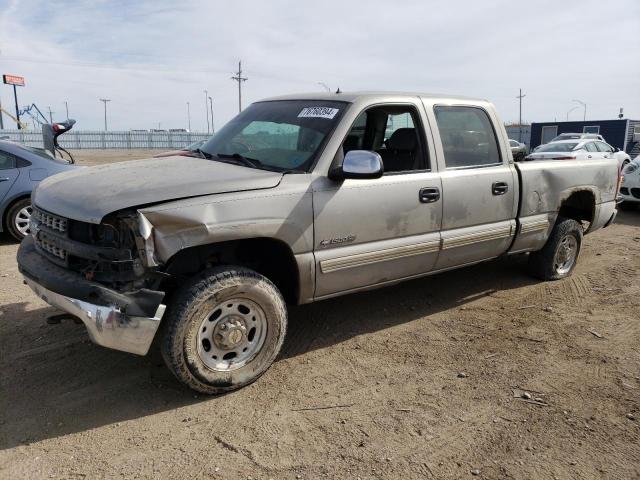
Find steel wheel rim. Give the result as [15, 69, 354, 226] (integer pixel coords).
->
[14, 205, 33, 236]
[554, 234, 578, 275]
[196, 298, 268, 372]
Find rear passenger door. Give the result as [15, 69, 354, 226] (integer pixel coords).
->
[428, 104, 518, 269]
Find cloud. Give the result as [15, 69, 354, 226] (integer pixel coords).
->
[0, 0, 639, 130]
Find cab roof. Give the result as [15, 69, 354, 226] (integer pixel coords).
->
[259, 91, 488, 104]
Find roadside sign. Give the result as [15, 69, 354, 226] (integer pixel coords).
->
[3, 74, 25, 86]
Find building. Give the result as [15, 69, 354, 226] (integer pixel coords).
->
[530, 119, 640, 158]
[505, 124, 531, 148]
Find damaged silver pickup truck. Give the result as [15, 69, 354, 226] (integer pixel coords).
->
[17, 92, 620, 393]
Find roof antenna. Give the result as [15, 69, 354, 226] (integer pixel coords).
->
[335, 87, 341, 94]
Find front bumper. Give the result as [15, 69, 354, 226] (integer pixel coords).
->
[18, 236, 165, 355]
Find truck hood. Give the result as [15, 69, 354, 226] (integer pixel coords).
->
[33, 156, 284, 224]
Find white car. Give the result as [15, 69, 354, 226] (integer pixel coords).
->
[619, 156, 640, 209]
[528, 139, 631, 167]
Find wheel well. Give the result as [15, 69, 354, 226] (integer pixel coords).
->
[163, 237, 300, 305]
[557, 190, 595, 224]
[2, 194, 30, 231]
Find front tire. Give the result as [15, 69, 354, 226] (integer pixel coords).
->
[161, 266, 287, 394]
[528, 217, 583, 280]
[6, 198, 32, 241]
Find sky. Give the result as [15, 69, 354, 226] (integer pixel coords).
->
[0, 0, 638, 131]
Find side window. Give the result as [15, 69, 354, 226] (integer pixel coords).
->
[0, 152, 17, 170]
[434, 106, 501, 168]
[585, 142, 598, 152]
[595, 142, 613, 153]
[341, 105, 428, 174]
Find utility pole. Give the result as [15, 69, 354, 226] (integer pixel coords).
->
[47, 106, 54, 123]
[572, 99, 586, 121]
[64, 101, 69, 119]
[231, 60, 248, 113]
[208, 96, 214, 133]
[0, 96, 4, 130]
[99, 98, 111, 131]
[516, 88, 526, 142]
[186, 102, 191, 131]
[204, 90, 210, 133]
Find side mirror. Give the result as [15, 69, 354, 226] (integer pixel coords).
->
[615, 147, 621, 152]
[330, 150, 384, 180]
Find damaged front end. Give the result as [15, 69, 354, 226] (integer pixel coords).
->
[18, 206, 166, 355]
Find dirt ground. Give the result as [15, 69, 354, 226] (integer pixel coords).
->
[0, 150, 639, 479]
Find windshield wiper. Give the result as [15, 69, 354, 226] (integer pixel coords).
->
[215, 153, 264, 169]
[193, 148, 214, 159]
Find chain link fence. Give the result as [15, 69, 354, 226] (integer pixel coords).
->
[0, 130, 210, 149]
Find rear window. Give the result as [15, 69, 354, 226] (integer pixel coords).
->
[535, 142, 578, 152]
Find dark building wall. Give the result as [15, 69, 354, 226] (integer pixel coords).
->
[530, 120, 633, 152]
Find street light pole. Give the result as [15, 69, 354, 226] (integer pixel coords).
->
[204, 90, 210, 133]
[572, 99, 586, 121]
[47, 106, 54, 123]
[566, 106, 579, 121]
[99, 98, 111, 131]
[208, 96, 214, 134]
[187, 102, 191, 131]
[64, 101, 69, 119]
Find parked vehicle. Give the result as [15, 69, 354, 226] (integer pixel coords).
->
[153, 139, 207, 158]
[550, 132, 605, 143]
[0, 140, 78, 241]
[17, 92, 619, 394]
[527, 139, 631, 167]
[619, 155, 640, 209]
[509, 139, 528, 161]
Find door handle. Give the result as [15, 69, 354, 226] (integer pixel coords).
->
[492, 181, 509, 195]
[419, 187, 440, 203]
[587, 155, 593, 159]
[0, 177, 10, 182]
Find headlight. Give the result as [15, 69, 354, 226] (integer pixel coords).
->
[623, 163, 638, 175]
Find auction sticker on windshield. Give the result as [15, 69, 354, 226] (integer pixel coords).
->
[298, 107, 340, 119]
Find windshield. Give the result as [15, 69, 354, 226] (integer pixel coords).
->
[200, 100, 347, 172]
[552, 134, 580, 141]
[535, 142, 579, 152]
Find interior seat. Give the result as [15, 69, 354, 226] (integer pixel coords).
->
[377, 128, 419, 172]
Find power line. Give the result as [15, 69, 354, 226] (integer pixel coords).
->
[231, 60, 248, 113]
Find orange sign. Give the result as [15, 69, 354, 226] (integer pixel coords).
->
[3, 74, 25, 86]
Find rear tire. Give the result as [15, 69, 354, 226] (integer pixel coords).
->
[161, 266, 287, 394]
[528, 217, 583, 280]
[6, 198, 32, 241]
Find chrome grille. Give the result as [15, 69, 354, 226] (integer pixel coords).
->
[32, 207, 68, 233]
[34, 235, 67, 260]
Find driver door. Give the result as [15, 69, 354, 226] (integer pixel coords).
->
[313, 102, 442, 298]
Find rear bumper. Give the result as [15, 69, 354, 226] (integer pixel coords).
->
[18, 236, 165, 355]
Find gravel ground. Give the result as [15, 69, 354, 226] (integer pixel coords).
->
[0, 150, 639, 479]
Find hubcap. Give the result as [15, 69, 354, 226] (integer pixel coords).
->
[196, 298, 267, 372]
[554, 234, 578, 275]
[15, 205, 33, 237]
